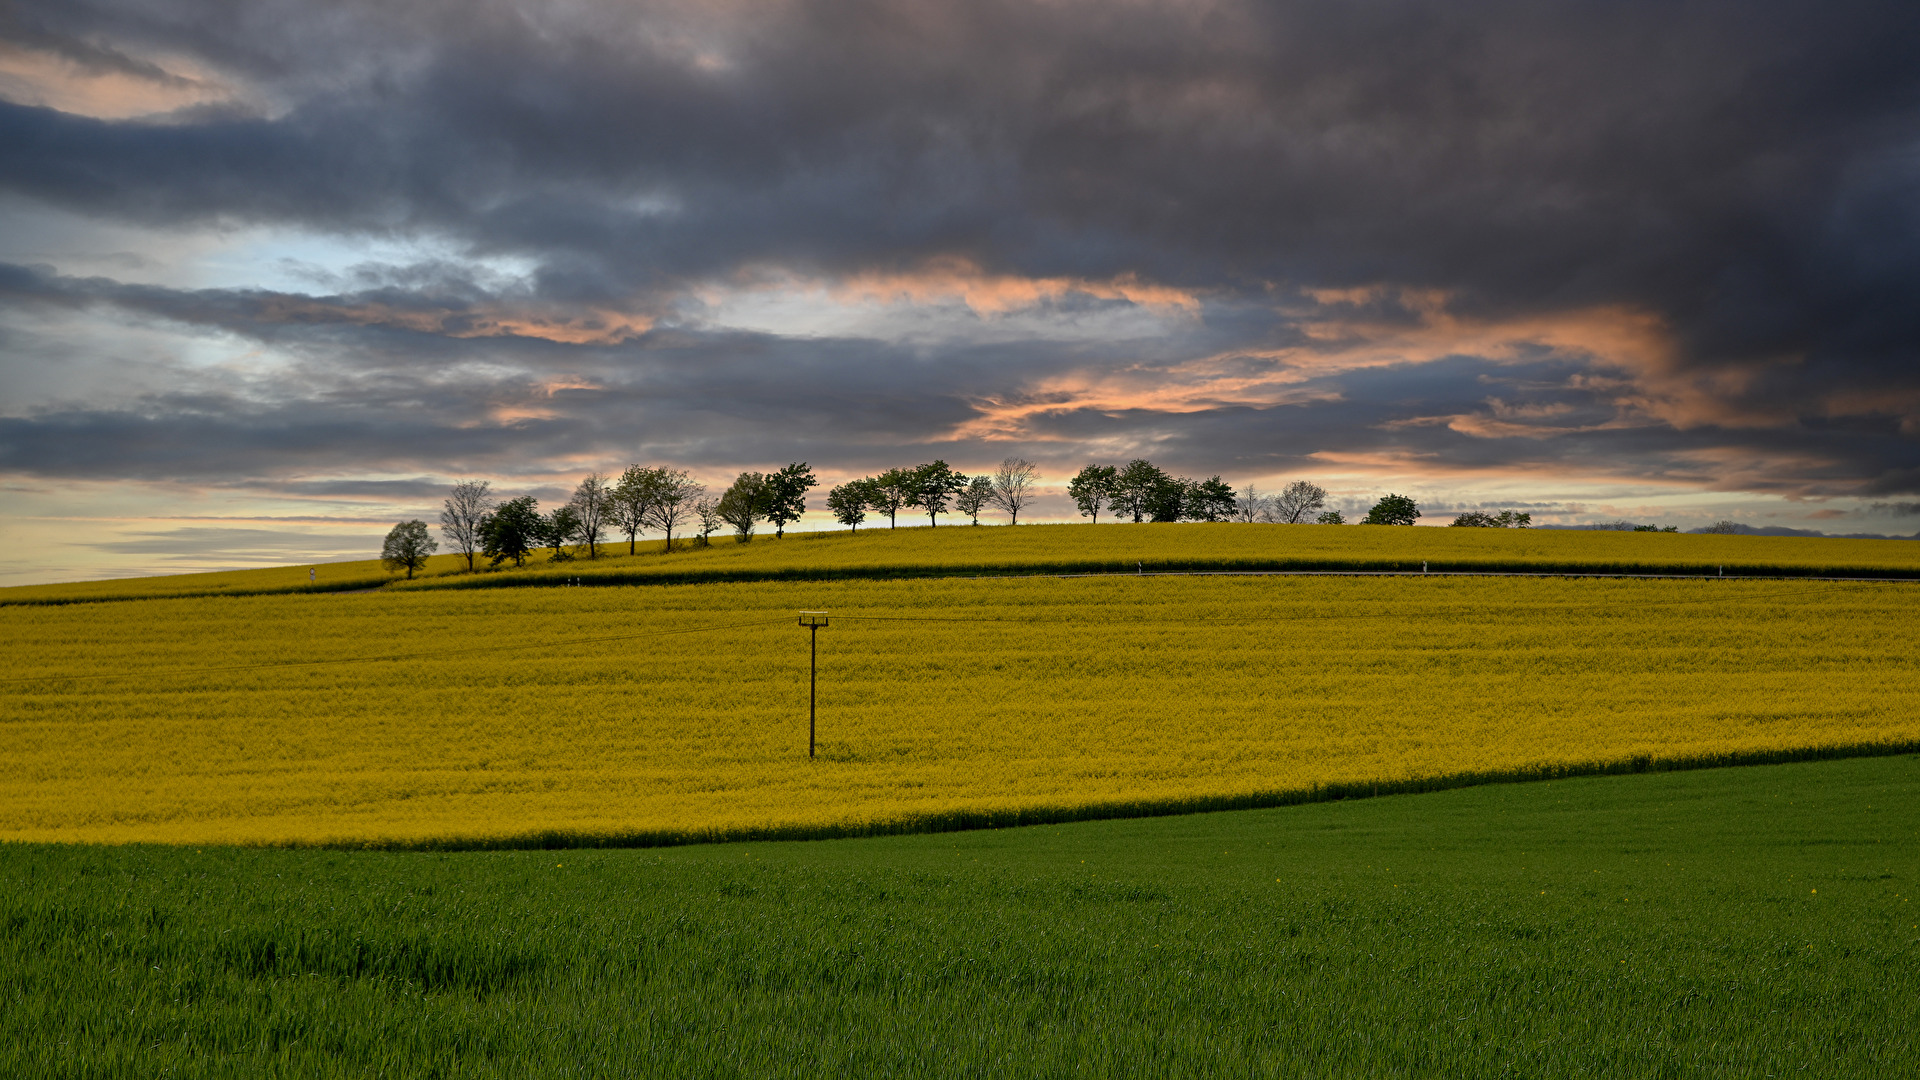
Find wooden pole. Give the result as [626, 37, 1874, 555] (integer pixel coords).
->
[809, 623, 817, 759]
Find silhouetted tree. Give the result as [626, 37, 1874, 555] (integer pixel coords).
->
[481, 497, 542, 567]
[1272, 481, 1328, 524]
[871, 467, 919, 528]
[956, 475, 994, 525]
[1186, 476, 1237, 522]
[765, 462, 818, 538]
[1364, 494, 1421, 526]
[644, 469, 704, 551]
[544, 503, 582, 559]
[1112, 459, 1169, 523]
[568, 473, 612, 558]
[989, 457, 1039, 524]
[913, 460, 968, 526]
[381, 520, 437, 579]
[827, 479, 874, 531]
[1069, 464, 1119, 523]
[439, 479, 494, 571]
[717, 472, 771, 542]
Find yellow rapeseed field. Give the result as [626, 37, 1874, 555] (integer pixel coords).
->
[8, 523, 1918, 608]
[4, 573, 1916, 848]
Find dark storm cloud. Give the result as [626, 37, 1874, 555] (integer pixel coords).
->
[3, 0, 1919, 497]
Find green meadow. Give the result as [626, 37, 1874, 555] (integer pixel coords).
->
[6, 754, 1916, 1077]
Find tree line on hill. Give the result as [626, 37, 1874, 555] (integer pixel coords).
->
[375, 457, 1544, 577]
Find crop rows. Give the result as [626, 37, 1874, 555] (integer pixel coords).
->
[4, 574, 1916, 848]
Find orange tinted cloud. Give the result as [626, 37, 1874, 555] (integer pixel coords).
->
[830, 256, 1202, 315]
[250, 296, 654, 345]
[0, 41, 236, 119]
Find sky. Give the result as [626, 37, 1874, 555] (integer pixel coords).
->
[3, 0, 1919, 585]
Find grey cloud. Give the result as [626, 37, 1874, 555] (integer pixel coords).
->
[3, 0, 1919, 505]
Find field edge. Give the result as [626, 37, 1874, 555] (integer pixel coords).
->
[18, 738, 1914, 853]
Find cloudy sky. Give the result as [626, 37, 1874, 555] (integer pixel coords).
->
[3, 0, 1918, 584]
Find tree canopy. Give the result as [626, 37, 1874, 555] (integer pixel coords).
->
[380, 520, 437, 579]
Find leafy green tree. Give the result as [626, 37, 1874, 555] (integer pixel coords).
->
[480, 496, 541, 567]
[438, 479, 493, 571]
[544, 503, 582, 560]
[989, 458, 1039, 524]
[1069, 464, 1118, 523]
[871, 468, 920, 528]
[1451, 510, 1531, 528]
[568, 473, 612, 558]
[717, 472, 771, 542]
[380, 520, 437, 579]
[765, 462, 818, 538]
[1316, 510, 1345, 525]
[913, 460, 968, 526]
[611, 465, 658, 555]
[1186, 476, 1237, 522]
[1272, 481, 1328, 524]
[1148, 475, 1190, 522]
[956, 475, 994, 525]
[1111, 459, 1169, 523]
[826, 479, 873, 531]
[1364, 493, 1421, 526]
[643, 469, 703, 551]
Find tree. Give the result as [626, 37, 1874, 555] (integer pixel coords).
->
[765, 462, 818, 538]
[1363, 493, 1421, 526]
[1701, 520, 1741, 535]
[544, 503, 582, 559]
[1316, 510, 1345, 525]
[439, 479, 494, 571]
[989, 457, 1039, 525]
[644, 469, 703, 551]
[1148, 475, 1191, 522]
[1632, 523, 1680, 533]
[1272, 481, 1328, 524]
[1069, 464, 1118, 523]
[480, 496, 541, 567]
[913, 460, 968, 526]
[1235, 484, 1269, 523]
[693, 496, 723, 547]
[568, 473, 613, 558]
[380, 520, 437, 579]
[717, 472, 770, 542]
[1451, 510, 1531, 528]
[1186, 476, 1237, 522]
[1111, 459, 1169, 523]
[610, 465, 658, 555]
[826, 479, 873, 531]
[871, 468, 920, 528]
[956, 475, 994, 525]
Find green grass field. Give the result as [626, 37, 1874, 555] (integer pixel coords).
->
[6, 755, 1916, 1077]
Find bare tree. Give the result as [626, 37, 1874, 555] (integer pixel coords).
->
[1271, 481, 1328, 524]
[439, 479, 494, 571]
[568, 473, 613, 558]
[1701, 520, 1742, 535]
[989, 457, 1039, 525]
[1235, 484, 1269, 523]
[644, 469, 704, 551]
[693, 497, 722, 547]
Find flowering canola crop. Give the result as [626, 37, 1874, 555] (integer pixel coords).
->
[2, 575, 1915, 847]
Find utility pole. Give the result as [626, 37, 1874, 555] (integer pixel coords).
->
[798, 611, 828, 757]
